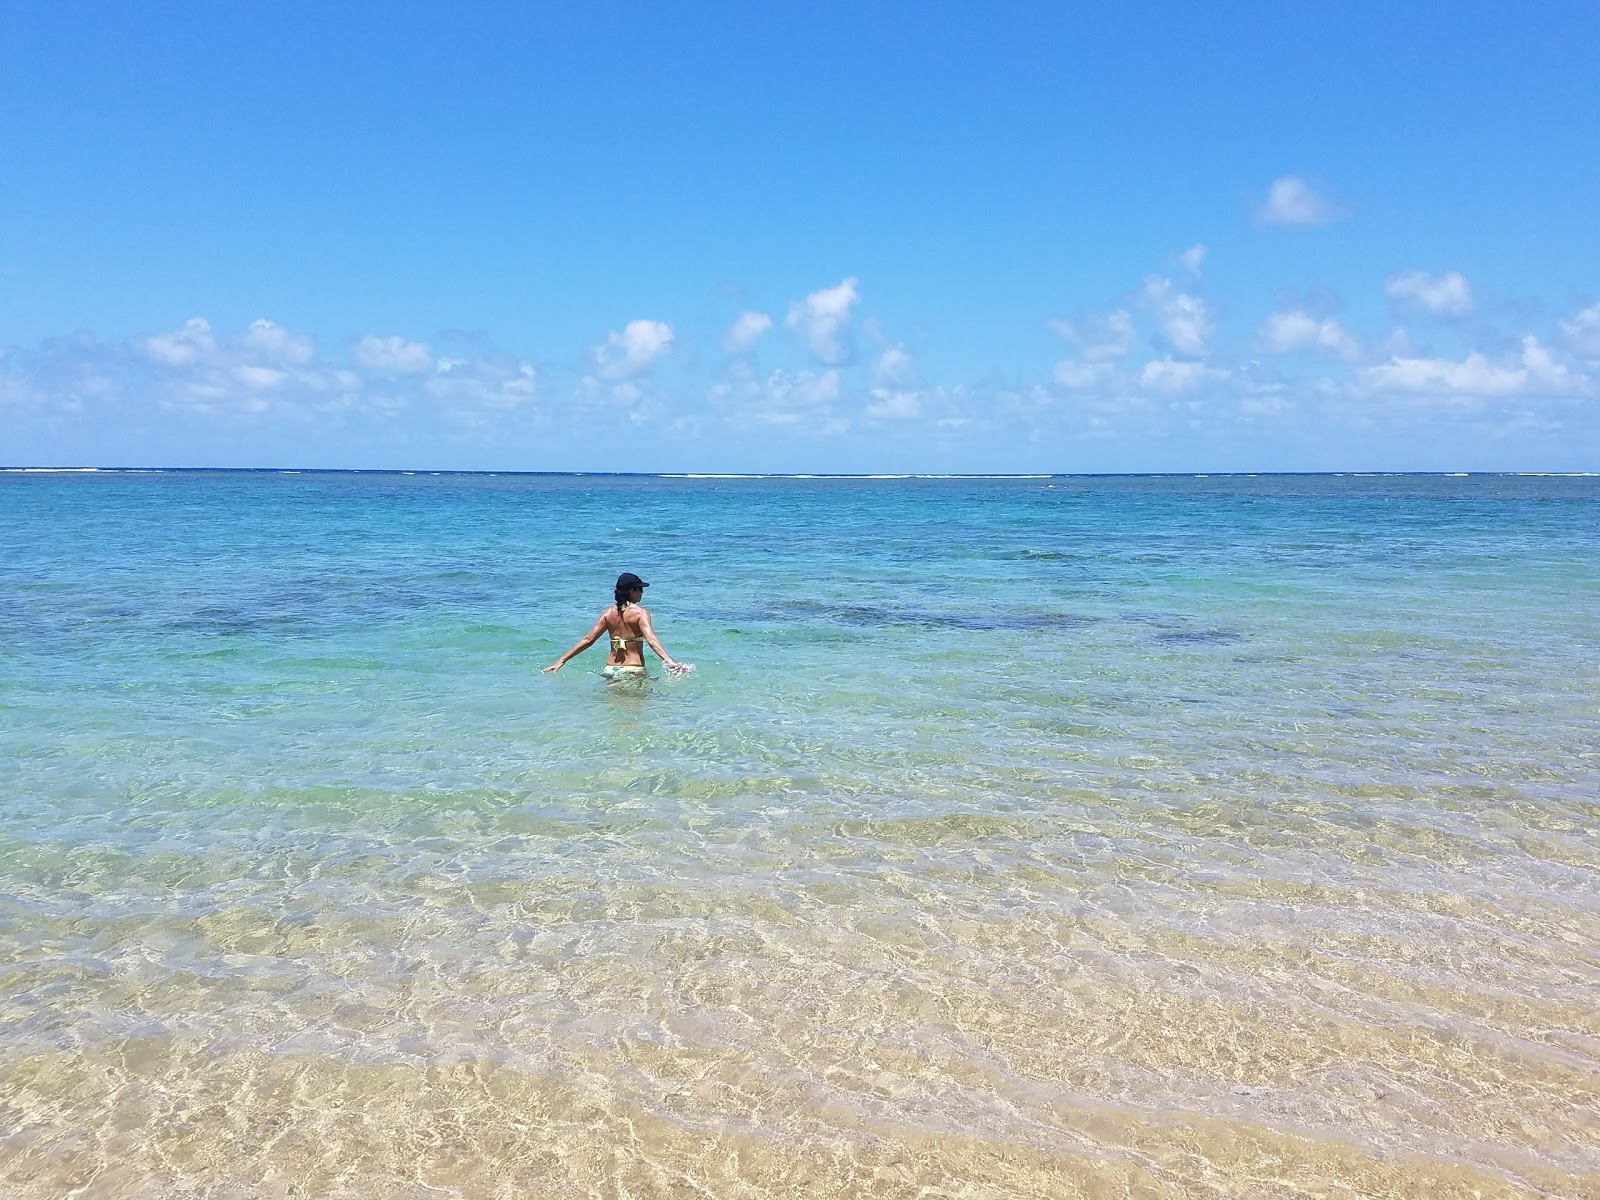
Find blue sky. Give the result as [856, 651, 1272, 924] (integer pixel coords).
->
[3, 1, 1597, 472]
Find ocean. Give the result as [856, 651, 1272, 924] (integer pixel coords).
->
[2, 470, 1597, 1198]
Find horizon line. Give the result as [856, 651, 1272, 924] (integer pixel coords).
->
[3, 466, 1599, 480]
[4, 467, 1599, 479]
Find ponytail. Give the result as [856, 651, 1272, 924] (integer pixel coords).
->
[613, 572, 645, 617]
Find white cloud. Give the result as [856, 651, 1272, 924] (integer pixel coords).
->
[865, 388, 921, 420]
[573, 367, 658, 423]
[1361, 354, 1521, 396]
[709, 362, 847, 433]
[1557, 302, 1600, 358]
[1178, 244, 1207, 275]
[1238, 393, 1291, 417]
[1053, 360, 1116, 390]
[1519, 338, 1581, 392]
[592, 319, 674, 380]
[1258, 311, 1362, 360]
[140, 317, 217, 365]
[1142, 277, 1214, 356]
[233, 365, 286, 389]
[1385, 270, 1473, 316]
[428, 357, 538, 412]
[1049, 309, 1134, 361]
[355, 335, 433, 373]
[1376, 326, 1415, 359]
[785, 277, 859, 364]
[6, 316, 556, 440]
[722, 310, 773, 354]
[1358, 336, 1582, 397]
[763, 367, 839, 418]
[872, 344, 914, 386]
[140, 316, 315, 373]
[1140, 359, 1229, 393]
[241, 319, 315, 364]
[1255, 176, 1344, 227]
[0, 337, 120, 415]
[13, 291, 1597, 461]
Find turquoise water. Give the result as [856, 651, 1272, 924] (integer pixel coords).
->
[2, 471, 1598, 1198]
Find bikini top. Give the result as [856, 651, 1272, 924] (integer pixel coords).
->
[609, 603, 647, 654]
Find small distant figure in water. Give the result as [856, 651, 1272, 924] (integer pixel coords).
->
[544, 572, 693, 679]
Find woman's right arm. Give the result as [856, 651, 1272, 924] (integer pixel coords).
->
[543, 614, 609, 672]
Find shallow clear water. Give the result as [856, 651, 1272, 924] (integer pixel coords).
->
[2, 471, 1597, 1199]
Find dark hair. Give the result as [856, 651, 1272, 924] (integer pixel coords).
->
[614, 582, 633, 613]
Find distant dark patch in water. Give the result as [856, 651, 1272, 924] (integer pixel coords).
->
[1154, 628, 1244, 645]
[167, 574, 501, 637]
[1120, 611, 1185, 626]
[705, 600, 1103, 633]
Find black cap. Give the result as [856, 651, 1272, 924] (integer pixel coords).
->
[616, 572, 648, 592]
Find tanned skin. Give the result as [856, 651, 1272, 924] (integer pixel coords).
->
[544, 586, 691, 675]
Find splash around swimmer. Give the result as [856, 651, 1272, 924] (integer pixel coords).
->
[544, 572, 694, 678]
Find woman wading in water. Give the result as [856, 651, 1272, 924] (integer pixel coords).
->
[544, 572, 692, 678]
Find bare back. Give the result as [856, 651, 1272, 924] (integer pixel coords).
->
[604, 604, 649, 666]
[545, 588, 686, 676]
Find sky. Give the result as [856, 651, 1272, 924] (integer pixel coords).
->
[2, 1, 1598, 472]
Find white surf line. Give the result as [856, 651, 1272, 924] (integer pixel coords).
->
[659, 473, 1059, 480]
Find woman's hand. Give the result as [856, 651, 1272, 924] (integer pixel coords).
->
[666, 661, 694, 675]
[542, 662, 563, 673]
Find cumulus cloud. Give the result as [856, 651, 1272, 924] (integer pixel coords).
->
[1358, 336, 1582, 397]
[1052, 360, 1116, 390]
[355, 335, 433, 373]
[709, 362, 847, 433]
[1258, 311, 1362, 360]
[140, 317, 218, 365]
[4, 316, 547, 449]
[592, 319, 674, 380]
[865, 388, 921, 420]
[233, 365, 286, 390]
[1140, 359, 1229, 393]
[242, 319, 315, 364]
[761, 368, 840, 421]
[116, 317, 337, 416]
[872, 344, 915, 386]
[1385, 270, 1473, 316]
[11, 281, 1597, 463]
[1141, 277, 1214, 357]
[1255, 176, 1344, 227]
[1, 334, 123, 415]
[786, 277, 859, 364]
[428, 356, 538, 412]
[1049, 309, 1134, 361]
[1556, 302, 1600, 358]
[1178, 244, 1207, 275]
[1375, 326, 1415, 359]
[573, 366, 658, 423]
[722, 310, 773, 354]
[862, 381, 963, 425]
